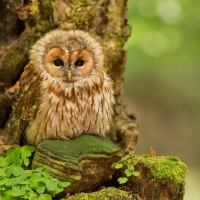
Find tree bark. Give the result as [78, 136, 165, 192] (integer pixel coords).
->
[0, 0, 138, 154]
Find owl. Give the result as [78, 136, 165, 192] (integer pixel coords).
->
[14, 29, 115, 146]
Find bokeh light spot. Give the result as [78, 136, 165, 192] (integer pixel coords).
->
[156, 0, 182, 24]
[137, 0, 157, 18]
[161, 28, 182, 52]
[141, 31, 168, 57]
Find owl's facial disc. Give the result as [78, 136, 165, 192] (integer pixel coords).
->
[44, 47, 95, 83]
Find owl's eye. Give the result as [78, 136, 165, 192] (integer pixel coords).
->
[54, 59, 64, 67]
[75, 59, 84, 67]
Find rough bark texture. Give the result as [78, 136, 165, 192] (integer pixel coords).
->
[0, 0, 138, 154]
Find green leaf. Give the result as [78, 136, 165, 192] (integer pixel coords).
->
[20, 180, 30, 185]
[57, 181, 71, 188]
[6, 148, 19, 161]
[18, 173, 29, 181]
[10, 186, 25, 197]
[31, 171, 42, 179]
[1, 194, 18, 200]
[35, 182, 46, 194]
[41, 169, 50, 177]
[24, 157, 30, 166]
[0, 186, 6, 190]
[25, 170, 33, 176]
[21, 149, 32, 159]
[0, 179, 7, 186]
[10, 177, 20, 186]
[21, 184, 31, 191]
[125, 169, 133, 177]
[129, 166, 135, 171]
[12, 166, 25, 176]
[46, 181, 57, 191]
[5, 179, 12, 186]
[26, 189, 38, 197]
[21, 145, 36, 152]
[4, 167, 13, 178]
[30, 197, 39, 200]
[0, 168, 6, 177]
[0, 157, 10, 167]
[111, 162, 116, 168]
[3, 189, 11, 195]
[38, 194, 52, 200]
[50, 185, 63, 195]
[117, 177, 128, 184]
[115, 163, 123, 169]
[35, 167, 43, 172]
[30, 179, 39, 188]
[133, 171, 140, 177]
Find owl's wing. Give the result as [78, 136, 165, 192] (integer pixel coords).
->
[10, 63, 42, 145]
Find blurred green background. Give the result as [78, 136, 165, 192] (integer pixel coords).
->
[124, 0, 200, 199]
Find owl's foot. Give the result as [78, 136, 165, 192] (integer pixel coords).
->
[58, 135, 71, 141]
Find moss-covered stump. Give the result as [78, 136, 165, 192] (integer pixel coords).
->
[114, 155, 187, 200]
[32, 135, 122, 194]
[66, 187, 137, 200]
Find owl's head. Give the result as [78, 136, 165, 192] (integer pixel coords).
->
[30, 30, 104, 83]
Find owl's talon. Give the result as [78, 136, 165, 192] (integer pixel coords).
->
[58, 135, 70, 141]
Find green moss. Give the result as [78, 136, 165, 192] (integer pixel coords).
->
[35, 21, 51, 33]
[66, 187, 135, 200]
[130, 155, 187, 193]
[41, 135, 122, 158]
[29, 1, 40, 20]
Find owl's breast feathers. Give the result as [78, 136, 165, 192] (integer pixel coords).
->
[20, 67, 114, 145]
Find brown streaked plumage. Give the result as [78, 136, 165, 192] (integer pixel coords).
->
[14, 29, 114, 146]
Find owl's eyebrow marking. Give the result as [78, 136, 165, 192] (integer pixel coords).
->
[45, 45, 62, 51]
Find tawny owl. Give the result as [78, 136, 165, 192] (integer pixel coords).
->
[13, 29, 114, 146]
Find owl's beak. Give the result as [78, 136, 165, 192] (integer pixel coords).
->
[67, 70, 72, 81]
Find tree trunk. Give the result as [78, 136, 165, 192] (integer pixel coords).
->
[0, 0, 138, 154]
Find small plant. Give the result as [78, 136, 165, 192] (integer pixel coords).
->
[0, 146, 70, 200]
[112, 155, 140, 184]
